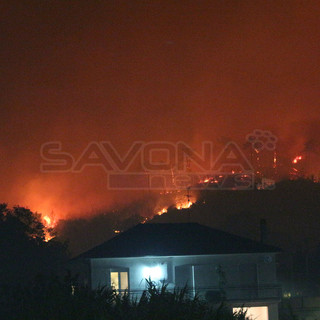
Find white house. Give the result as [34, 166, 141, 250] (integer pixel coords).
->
[78, 223, 281, 320]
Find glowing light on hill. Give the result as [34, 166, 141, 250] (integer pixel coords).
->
[292, 155, 302, 164]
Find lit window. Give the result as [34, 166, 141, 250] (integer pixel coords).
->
[233, 306, 268, 320]
[110, 271, 128, 291]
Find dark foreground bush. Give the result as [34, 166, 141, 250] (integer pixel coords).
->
[1, 276, 248, 320]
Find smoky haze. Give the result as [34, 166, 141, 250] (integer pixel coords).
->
[1, 0, 320, 219]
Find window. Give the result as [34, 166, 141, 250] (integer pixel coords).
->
[110, 271, 129, 291]
[233, 306, 268, 320]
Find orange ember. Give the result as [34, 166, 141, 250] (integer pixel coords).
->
[292, 155, 303, 164]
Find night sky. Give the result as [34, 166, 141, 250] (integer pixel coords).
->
[1, 0, 320, 219]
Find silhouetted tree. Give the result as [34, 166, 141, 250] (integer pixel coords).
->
[0, 204, 68, 286]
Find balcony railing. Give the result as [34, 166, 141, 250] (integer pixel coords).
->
[127, 284, 282, 302]
[198, 285, 282, 302]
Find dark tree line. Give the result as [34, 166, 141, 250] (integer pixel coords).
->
[0, 204, 69, 286]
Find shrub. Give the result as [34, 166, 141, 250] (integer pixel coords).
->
[0, 276, 248, 320]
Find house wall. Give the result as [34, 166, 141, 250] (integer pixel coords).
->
[91, 253, 278, 291]
[90, 253, 279, 320]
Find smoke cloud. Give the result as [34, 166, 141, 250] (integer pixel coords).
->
[1, 0, 320, 219]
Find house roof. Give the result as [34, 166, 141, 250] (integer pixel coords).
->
[78, 223, 281, 259]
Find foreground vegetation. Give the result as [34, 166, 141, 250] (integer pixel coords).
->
[1, 276, 248, 320]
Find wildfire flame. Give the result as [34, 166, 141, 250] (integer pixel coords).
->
[176, 201, 192, 210]
[42, 215, 56, 242]
[157, 208, 167, 215]
[43, 215, 52, 227]
[156, 200, 193, 216]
